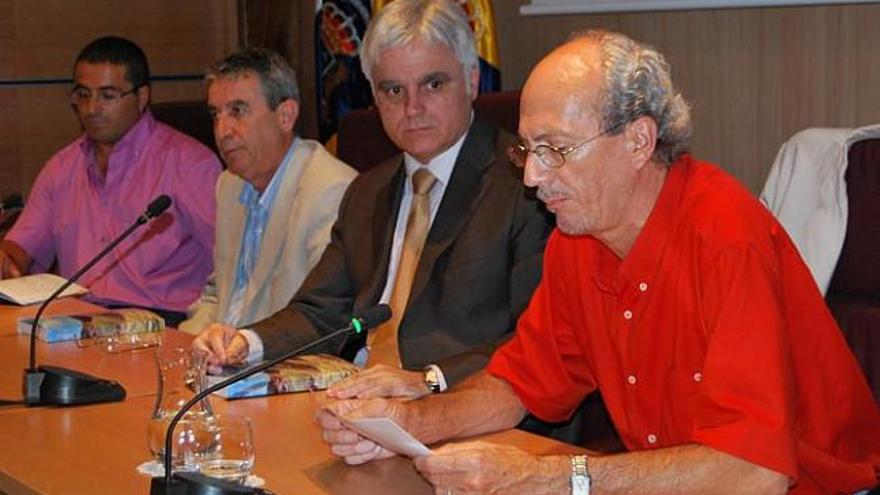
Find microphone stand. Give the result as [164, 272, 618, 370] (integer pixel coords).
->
[150, 305, 390, 495]
[23, 196, 171, 406]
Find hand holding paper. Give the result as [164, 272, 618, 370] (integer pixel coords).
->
[316, 398, 426, 465]
[338, 416, 431, 457]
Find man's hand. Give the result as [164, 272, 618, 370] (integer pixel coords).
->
[327, 364, 430, 400]
[315, 398, 406, 465]
[191, 323, 249, 374]
[414, 442, 569, 495]
[0, 242, 27, 279]
[0, 249, 22, 279]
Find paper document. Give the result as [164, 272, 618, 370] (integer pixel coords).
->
[339, 416, 432, 457]
[0, 273, 88, 306]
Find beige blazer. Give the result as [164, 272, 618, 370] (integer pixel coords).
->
[179, 137, 357, 334]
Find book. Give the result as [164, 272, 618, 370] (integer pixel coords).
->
[208, 354, 360, 399]
[16, 315, 84, 343]
[18, 308, 164, 351]
[80, 309, 165, 353]
[0, 273, 88, 305]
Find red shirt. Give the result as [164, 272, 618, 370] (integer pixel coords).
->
[488, 156, 879, 493]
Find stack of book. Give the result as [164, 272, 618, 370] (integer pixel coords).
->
[18, 308, 165, 352]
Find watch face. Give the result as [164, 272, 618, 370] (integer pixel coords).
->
[424, 369, 440, 392]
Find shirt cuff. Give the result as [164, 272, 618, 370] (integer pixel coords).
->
[426, 364, 449, 392]
[238, 329, 264, 364]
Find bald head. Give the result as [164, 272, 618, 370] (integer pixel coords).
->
[520, 37, 605, 142]
[522, 30, 692, 166]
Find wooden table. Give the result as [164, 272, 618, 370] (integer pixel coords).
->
[0, 301, 583, 494]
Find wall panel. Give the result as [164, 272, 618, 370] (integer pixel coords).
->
[494, 3, 880, 192]
[0, 0, 238, 198]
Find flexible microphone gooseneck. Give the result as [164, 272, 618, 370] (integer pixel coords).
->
[150, 304, 392, 495]
[22, 194, 173, 406]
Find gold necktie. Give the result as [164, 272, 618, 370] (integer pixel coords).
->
[368, 168, 437, 367]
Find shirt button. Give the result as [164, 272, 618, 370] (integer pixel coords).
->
[647, 433, 658, 444]
[693, 372, 702, 382]
[623, 310, 633, 320]
[638, 282, 648, 292]
[626, 374, 637, 385]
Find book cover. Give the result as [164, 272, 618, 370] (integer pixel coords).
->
[16, 315, 84, 343]
[0, 273, 88, 305]
[80, 309, 165, 352]
[209, 354, 360, 399]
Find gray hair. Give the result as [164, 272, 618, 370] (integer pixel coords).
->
[574, 30, 692, 165]
[205, 48, 300, 109]
[360, 0, 479, 96]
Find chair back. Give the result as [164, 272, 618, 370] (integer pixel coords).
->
[336, 90, 521, 172]
[151, 100, 217, 154]
[826, 137, 880, 399]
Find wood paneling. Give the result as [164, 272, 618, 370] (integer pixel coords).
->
[494, 3, 880, 193]
[0, 0, 238, 199]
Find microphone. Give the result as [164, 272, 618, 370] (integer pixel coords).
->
[22, 194, 174, 407]
[0, 192, 24, 212]
[150, 305, 392, 495]
[139, 194, 172, 225]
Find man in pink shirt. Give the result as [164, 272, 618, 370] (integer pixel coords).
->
[0, 36, 221, 325]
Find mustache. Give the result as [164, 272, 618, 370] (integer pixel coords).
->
[537, 188, 567, 203]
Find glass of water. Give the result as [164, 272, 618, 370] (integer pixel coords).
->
[198, 415, 255, 484]
[147, 415, 214, 472]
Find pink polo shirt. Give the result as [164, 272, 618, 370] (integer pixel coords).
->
[8, 111, 221, 312]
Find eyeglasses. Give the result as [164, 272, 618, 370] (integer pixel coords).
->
[69, 86, 139, 107]
[508, 126, 618, 170]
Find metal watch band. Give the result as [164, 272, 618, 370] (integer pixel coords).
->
[570, 455, 590, 495]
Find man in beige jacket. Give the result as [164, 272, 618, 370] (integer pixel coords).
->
[179, 49, 356, 335]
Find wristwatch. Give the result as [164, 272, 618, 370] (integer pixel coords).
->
[423, 366, 442, 393]
[570, 455, 591, 495]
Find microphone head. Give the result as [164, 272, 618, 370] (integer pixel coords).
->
[353, 304, 392, 333]
[0, 192, 23, 210]
[145, 194, 172, 219]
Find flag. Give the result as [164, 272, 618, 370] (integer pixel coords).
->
[315, 0, 374, 142]
[372, 0, 501, 93]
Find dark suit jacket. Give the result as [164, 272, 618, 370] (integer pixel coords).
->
[252, 118, 552, 386]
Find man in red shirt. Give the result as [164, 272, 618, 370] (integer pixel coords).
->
[317, 30, 879, 494]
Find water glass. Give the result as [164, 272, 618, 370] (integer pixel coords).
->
[198, 415, 255, 484]
[147, 415, 214, 472]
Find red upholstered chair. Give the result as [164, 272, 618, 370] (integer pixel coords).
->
[336, 90, 522, 172]
[151, 100, 218, 155]
[825, 138, 880, 401]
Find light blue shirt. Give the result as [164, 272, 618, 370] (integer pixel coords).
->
[225, 140, 298, 325]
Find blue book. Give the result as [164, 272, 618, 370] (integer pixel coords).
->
[17, 316, 84, 343]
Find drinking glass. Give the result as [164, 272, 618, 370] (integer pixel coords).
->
[147, 415, 214, 472]
[197, 415, 255, 484]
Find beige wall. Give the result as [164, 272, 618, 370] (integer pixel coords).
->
[3, 2, 878, 197]
[0, 0, 238, 198]
[494, 3, 880, 193]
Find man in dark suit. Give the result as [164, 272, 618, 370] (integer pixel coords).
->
[193, 0, 551, 398]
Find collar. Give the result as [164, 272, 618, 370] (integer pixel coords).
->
[598, 155, 694, 294]
[402, 111, 473, 187]
[239, 137, 299, 209]
[78, 110, 157, 164]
